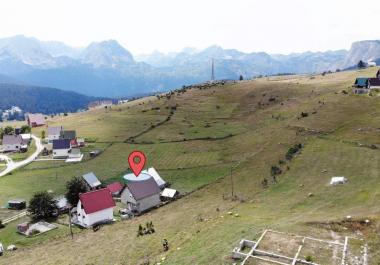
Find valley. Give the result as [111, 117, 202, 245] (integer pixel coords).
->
[0, 68, 379, 264]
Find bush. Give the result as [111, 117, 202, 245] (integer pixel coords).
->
[305, 255, 313, 262]
[286, 144, 303, 160]
[0, 220, 5, 229]
[271, 166, 282, 176]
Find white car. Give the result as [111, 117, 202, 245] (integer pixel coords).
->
[0, 243, 4, 256]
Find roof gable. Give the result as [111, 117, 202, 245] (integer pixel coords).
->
[79, 188, 115, 214]
[127, 177, 160, 200]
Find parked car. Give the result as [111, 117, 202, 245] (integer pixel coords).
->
[119, 209, 134, 220]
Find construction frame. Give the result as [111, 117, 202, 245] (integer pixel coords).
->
[232, 229, 368, 265]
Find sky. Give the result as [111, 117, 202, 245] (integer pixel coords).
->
[1, 0, 379, 55]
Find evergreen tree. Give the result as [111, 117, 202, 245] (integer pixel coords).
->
[65, 177, 88, 206]
[28, 191, 58, 220]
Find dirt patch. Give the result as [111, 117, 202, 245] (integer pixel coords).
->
[306, 218, 375, 234]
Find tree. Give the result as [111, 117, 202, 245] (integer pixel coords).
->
[358, 60, 366, 69]
[4, 126, 14, 135]
[0, 128, 3, 139]
[20, 125, 31, 134]
[28, 191, 58, 220]
[41, 130, 45, 139]
[65, 177, 88, 206]
[239, 75, 244, 81]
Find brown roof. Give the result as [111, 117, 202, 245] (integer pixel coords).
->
[28, 114, 45, 125]
[127, 177, 160, 200]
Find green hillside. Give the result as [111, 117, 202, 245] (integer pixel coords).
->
[0, 68, 380, 264]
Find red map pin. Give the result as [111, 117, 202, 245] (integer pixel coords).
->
[128, 151, 146, 177]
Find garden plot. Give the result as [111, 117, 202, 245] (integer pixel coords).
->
[232, 229, 367, 265]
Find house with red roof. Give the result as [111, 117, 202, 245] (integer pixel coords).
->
[75, 188, 115, 227]
[26, 113, 46, 127]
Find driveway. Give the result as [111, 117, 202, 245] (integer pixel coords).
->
[0, 135, 43, 177]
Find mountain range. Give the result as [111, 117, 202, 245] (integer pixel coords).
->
[0, 83, 96, 115]
[1, 35, 380, 97]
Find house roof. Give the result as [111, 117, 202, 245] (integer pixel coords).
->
[82, 172, 101, 188]
[60, 130, 76, 140]
[354, 78, 369, 87]
[143, 167, 166, 187]
[127, 177, 160, 200]
[27, 114, 45, 125]
[161, 188, 178, 198]
[47, 126, 63, 136]
[52, 139, 71, 150]
[368, 78, 380, 86]
[107, 182, 124, 194]
[2, 135, 23, 145]
[20, 134, 31, 140]
[79, 188, 115, 214]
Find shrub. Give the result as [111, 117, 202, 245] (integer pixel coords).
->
[305, 255, 313, 262]
[286, 144, 303, 160]
[0, 220, 5, 229]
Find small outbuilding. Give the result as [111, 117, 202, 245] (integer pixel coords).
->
[330, 176, 348, 185]
[107, 182, 124, 197]
[7, 199, 26, 210]
[161, 188, 179, 200]
[82, 172, 102, 190]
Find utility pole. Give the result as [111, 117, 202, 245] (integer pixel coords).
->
[211, 58, 215, 81]
[68, 208, 73, 239]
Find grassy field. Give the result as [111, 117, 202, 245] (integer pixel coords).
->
[1, 68, 380, 264]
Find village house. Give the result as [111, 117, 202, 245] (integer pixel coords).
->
[26, 113, 46, 127]
[2, 135, 27, 152]
[120, 177, 161, 213]
[82, 172, 102, 190]
[60, 130, 76, 140]
[47, 126, 63, 143]
[52, 139, 71, 158]
[75, 188, 115, 227]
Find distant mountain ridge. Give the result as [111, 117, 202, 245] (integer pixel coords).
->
[0, 35, 379, 97]
[0, 83, 96, 114]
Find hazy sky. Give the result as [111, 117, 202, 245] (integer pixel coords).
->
[1, 0, 379, 55]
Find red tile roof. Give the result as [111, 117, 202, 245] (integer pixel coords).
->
[107, 182, 124, 194]
[79, 188, 115, 214]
